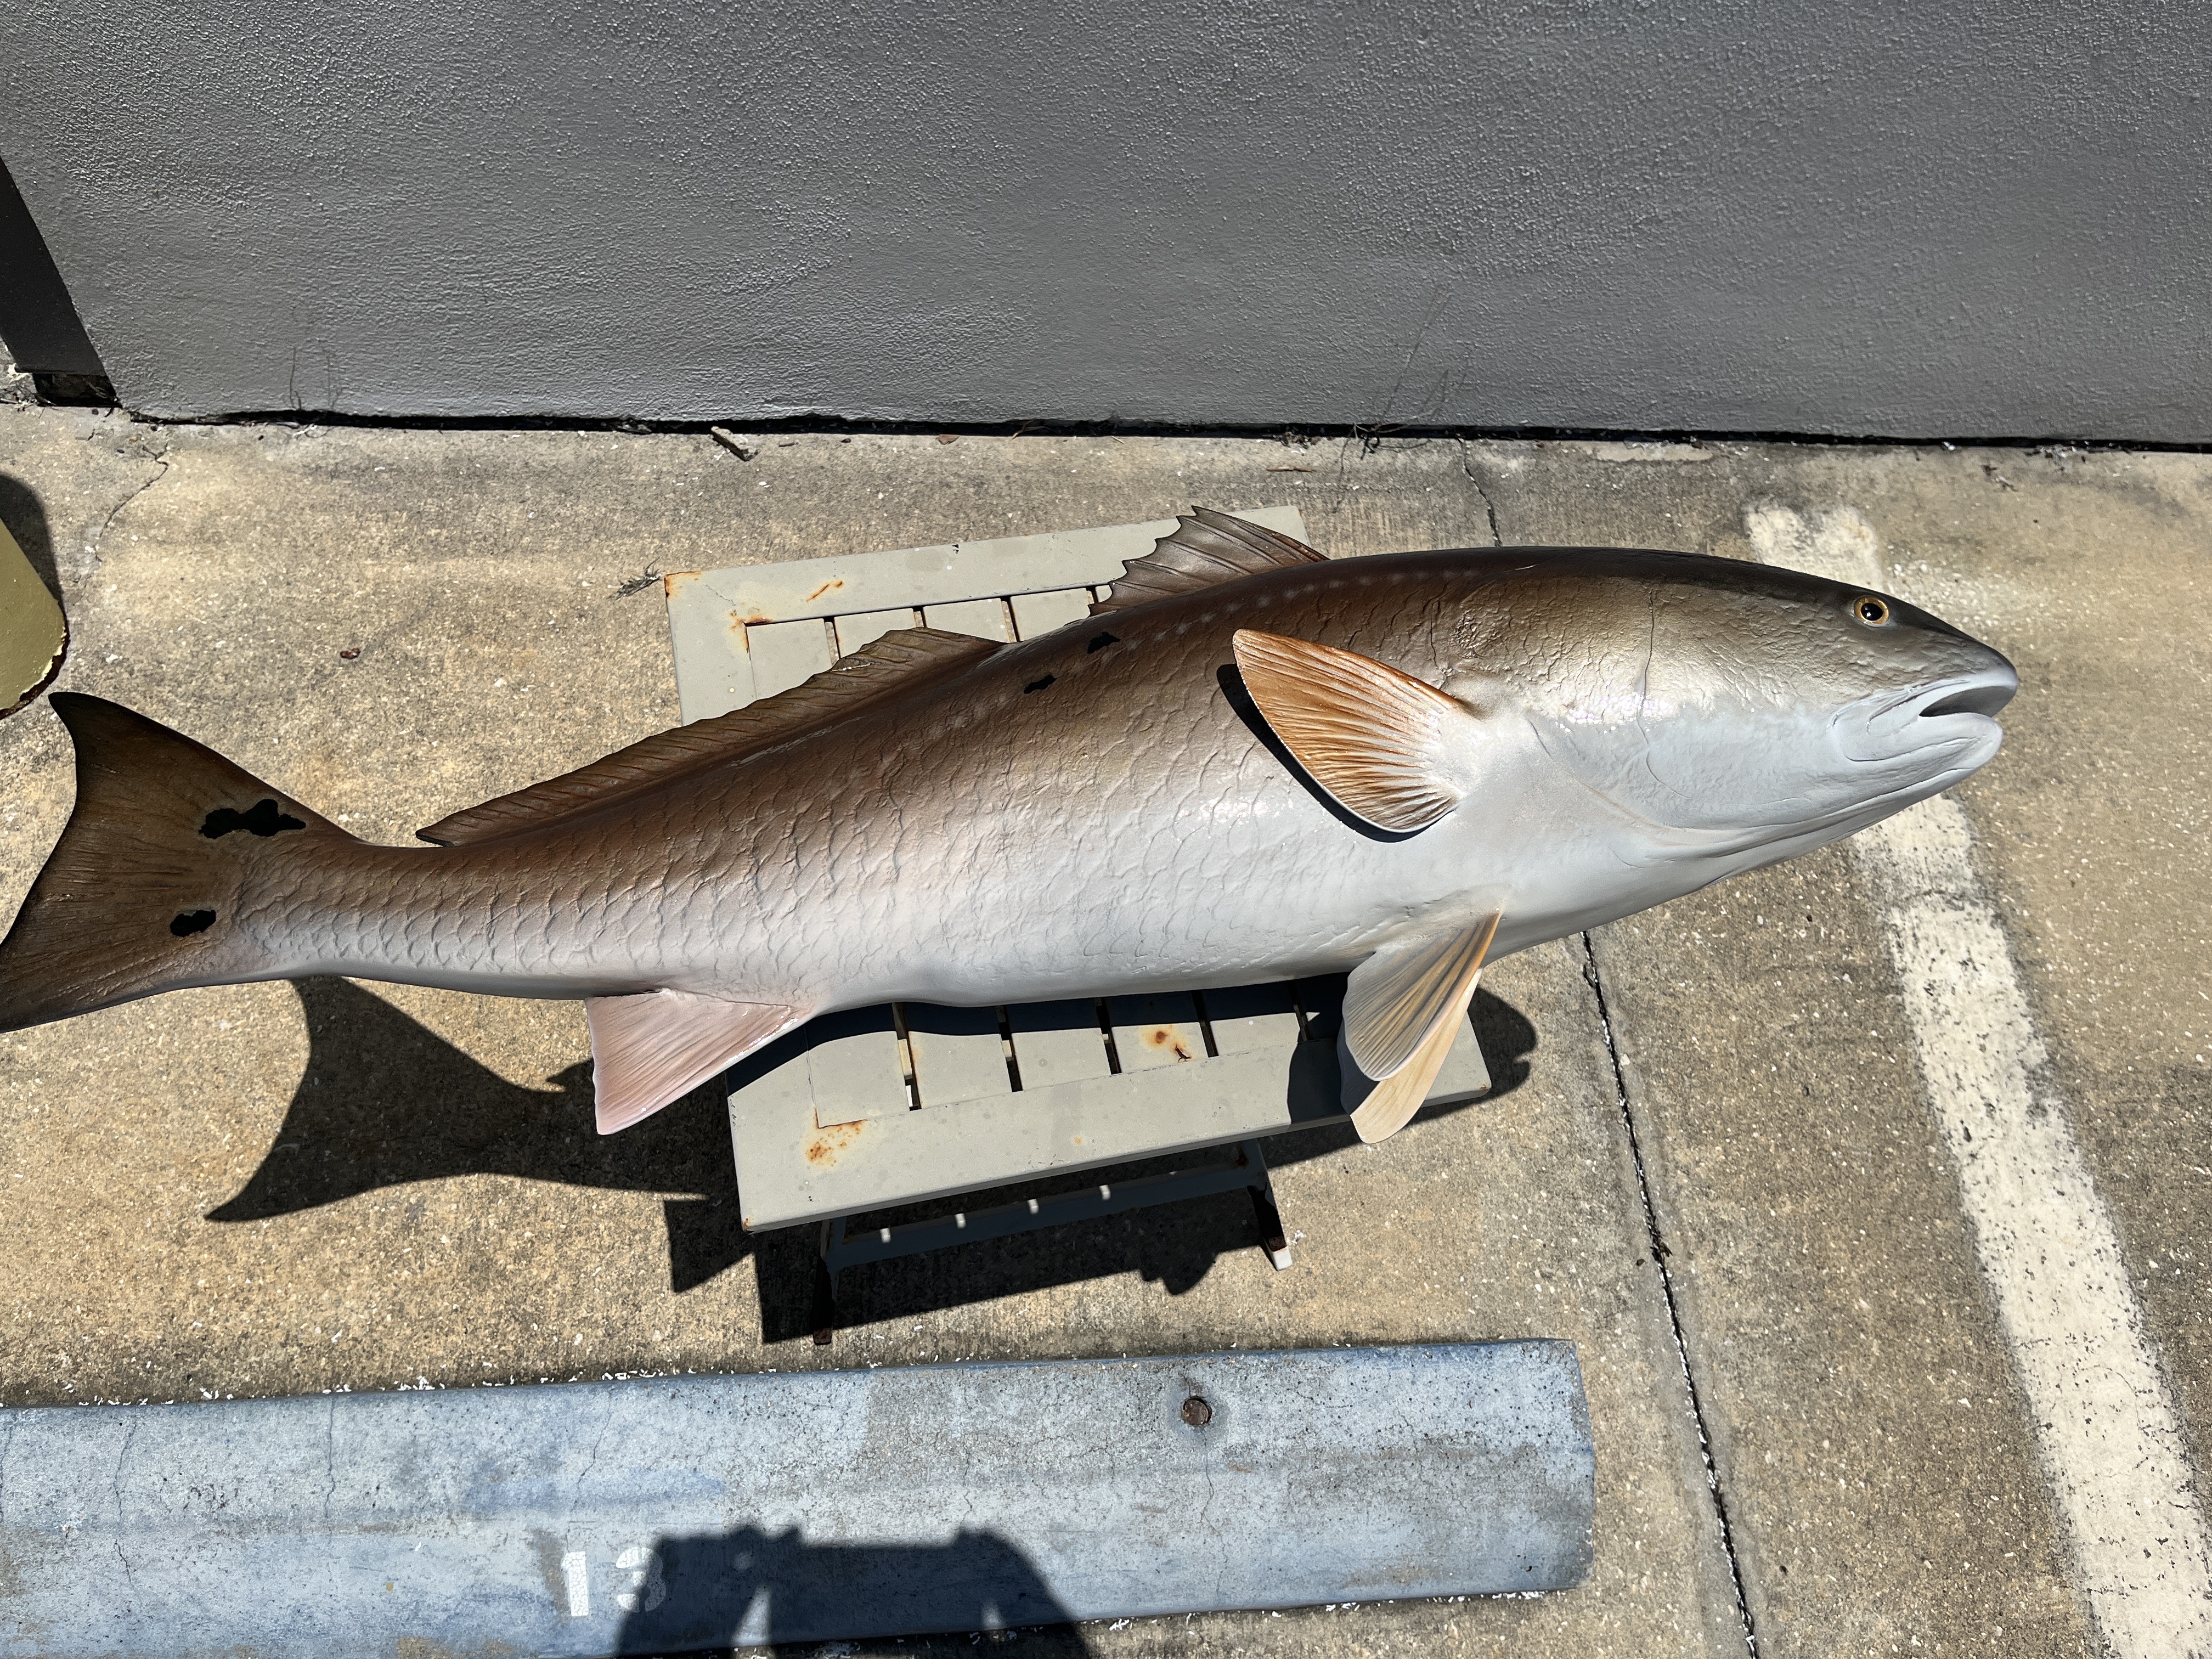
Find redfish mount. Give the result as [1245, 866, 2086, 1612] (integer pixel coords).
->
[0, 510, 2015, 1145]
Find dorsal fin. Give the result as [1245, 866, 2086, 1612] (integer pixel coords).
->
[417, 627, 1000, 847]
[1090, 506, 1327, 614]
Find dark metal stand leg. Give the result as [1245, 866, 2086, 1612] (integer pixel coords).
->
[1240, 1139, 1295, 1270]
[810, 1220, 841, 1346]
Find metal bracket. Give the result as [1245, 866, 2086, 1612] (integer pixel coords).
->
[812, 1139, 1293, 1344]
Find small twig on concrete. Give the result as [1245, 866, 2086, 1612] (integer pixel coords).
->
[613, 566, 662, 599]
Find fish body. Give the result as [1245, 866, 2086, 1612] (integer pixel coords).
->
[0, 514, 2015, 1139]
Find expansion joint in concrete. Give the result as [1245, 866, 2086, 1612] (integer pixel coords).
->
[1579, 930, 1759, 1658]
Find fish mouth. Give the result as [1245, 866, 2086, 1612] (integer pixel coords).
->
[1915, 667, 2018, 721]
[1849, 660, 2017, 768]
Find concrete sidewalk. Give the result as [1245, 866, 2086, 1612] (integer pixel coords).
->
[0, 402, 2203, 1656]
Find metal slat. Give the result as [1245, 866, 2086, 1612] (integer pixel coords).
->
[1294, 976, 1493, 1107]
[730, 1041, 1351, 1231]
[744, 617, 838, 698]
[833, 606, 919, 653]
[762, 1007, 910, 1130]
[1429, 1010, 1495, 1104]
[825, 1143, 1271, 1272]
[1106, 991, 1207, 1073]
[669, 506, 1308, 630]
[902, 1003, 1014, 1109]
[917, 596, 1012, 642]
[1200, 981, 1306, 1056]
[1007, 586, 1095, 640]
[0, 1344, 1594, 1653]
[1003, 998, 1115, 1088]
[664, 571, 758, 721]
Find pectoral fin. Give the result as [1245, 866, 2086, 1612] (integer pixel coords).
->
[1340, 912, 1501, 1144]
[586, 990, 808, 1133]
[1232, 630, 1480, 833]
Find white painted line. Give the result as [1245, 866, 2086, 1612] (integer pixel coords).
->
[1750, 505, 2212, 1656]
[560, 1548, 591, 1618]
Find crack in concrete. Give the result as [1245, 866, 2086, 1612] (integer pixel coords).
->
[1579, 932, 1759, 1658]
[1455, 441, 1504, 545]
[110, 1416, 140, 1601]
[87, 439, 173, 564]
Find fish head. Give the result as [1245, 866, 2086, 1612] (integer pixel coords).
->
[1455, 551, 2017, 857]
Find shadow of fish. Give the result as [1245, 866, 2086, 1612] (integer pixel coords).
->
[0, 510, 2014, 1143]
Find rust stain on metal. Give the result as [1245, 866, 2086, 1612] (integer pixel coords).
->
[661, 569, 703, 597]
[804, 578, 845, 603]
[1144, 1025, 1195, 1062]
[804, 1121, 865, 1167]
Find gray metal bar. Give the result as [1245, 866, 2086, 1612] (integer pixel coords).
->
[0, 1344, 1594, 1654]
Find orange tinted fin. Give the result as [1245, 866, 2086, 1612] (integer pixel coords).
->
[1341, 912, 1501, 1144]
[1233, 629, 1480, 833]
[585, 990, 808, 1133]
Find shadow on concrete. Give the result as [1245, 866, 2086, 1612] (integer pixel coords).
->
[210, 977, 1533, 1340]
[0, 474, 60, 607]
[208, 977, 745, 1262]
[0, 472, 67, 720]
[612, 1524, 1087, 1654]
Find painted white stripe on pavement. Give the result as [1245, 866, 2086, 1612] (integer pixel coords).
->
[1750, 504, 2212, 1657]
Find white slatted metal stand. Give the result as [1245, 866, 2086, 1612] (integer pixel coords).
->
[663, 511, 1493, 1339]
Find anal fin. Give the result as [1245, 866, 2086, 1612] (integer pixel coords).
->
[1341, 912, 1501, 1144]
[586, 990, 808, 1133]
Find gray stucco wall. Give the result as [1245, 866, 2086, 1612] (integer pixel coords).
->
[2, 3, 2205, 437]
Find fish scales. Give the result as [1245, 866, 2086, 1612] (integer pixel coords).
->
[0, 514, 2016, 1139]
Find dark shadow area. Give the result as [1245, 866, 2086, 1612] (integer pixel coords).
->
[0, 470, 65, 719]
[613, 1525, 1087, 1655]
[0, 473, 60, 608]
[754, 985, 1537, 1343]
[210, 978, 749, 1285]
[212, 975, 1534, 1334]
[0, 159, 105, 383]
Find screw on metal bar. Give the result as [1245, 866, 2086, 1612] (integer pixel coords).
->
[1181, 1396, 1213, 1429]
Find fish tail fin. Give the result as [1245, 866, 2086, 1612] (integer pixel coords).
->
[0, 693, 359, 1031]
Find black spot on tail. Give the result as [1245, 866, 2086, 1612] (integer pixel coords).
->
[201, 799, 306, 839]
[1023, 674, 1056, 693]
[170, 909, 217, 937]
[1086, 631, 1120, 653]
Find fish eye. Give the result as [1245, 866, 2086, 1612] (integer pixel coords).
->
[1853, 596, 1892, 626]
